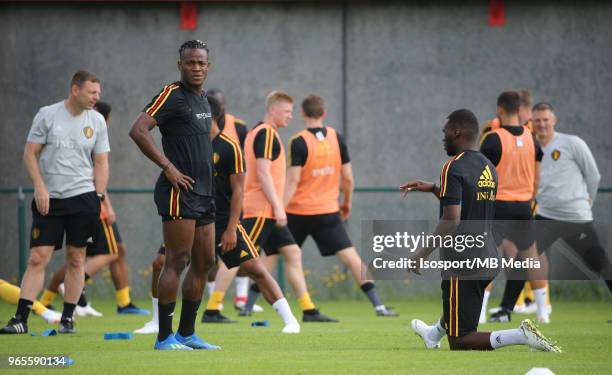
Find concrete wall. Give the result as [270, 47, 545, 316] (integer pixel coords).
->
[1, 1, 611, 298]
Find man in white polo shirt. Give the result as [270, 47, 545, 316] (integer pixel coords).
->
[532, 102, 612, 295]
[0, 70, 109, 335]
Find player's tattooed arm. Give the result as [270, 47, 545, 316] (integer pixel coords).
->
[129, 112, 194, 192]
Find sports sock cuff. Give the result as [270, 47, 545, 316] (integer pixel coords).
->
[16, 298, 34, 321]
[62, 302, 76, 321]
[116, 287, 131, 308]
[360, 282, 375, 293]
[206, 291, 225, 310]
[250, 283, 261, 293]
[77, 293, 88, 307]
[298, 293, 316, 311]
[40, 289, 58, 306]
[32, 301, 47, 315]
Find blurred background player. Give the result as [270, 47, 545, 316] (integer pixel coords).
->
[532, 102, 612, 293]
[478, 90, 546, 321]
[480, 91, 549, 324]
[479, 89, 534, 142]
[404, 108, 559, 352]
[39, 102, 149, 317]
[0, 70, 109, 334]
[284, 94, 397, 317]
[0, 279, 61, 324]
[237, 90, 337, 322]
[129, 40, 219, 350]
[201, 88, 263, 313]
[199, 95, 299, 331]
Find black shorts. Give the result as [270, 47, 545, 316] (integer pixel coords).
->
[30, 191, 100, 250]
[86, 220, 122, 257]
[442, 277, 491, 337]
[154, 185, 215, 226]
[241, 217, 296, 255]
[535, 215, 610, 272]
[215, 223, 259, 268]
[493, 201, 535, 251]
[287, 212, 352, 257]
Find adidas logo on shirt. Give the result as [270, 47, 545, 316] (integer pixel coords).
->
[477, 165, 496, 188]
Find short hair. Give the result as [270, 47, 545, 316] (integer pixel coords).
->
[266, 90, 293, 109]
[94, 101, 111, 121]
[178, 40, 210, 60]
[207, 94, 223, 125]
[447, 109, 479, 139]
[206, 88, 225, 107]
[497, 91, 520, 114]
[301, 95, 325, 119]
[532, 102, 555, 113]
[71, 70, 100, 88]
[518, 89, 533, 109]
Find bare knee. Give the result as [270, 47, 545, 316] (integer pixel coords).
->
[197, 256, 216, 275]
[165, 251, 190, 273]
[108, 253, 119, 263]
[28, 250, 51, 270]
[117, 243, 126, 258]
[244, 260, 268, 281]
[66, 251, 85, 270]
[152, 255, 165, 274]
[281, 245, 302, 264]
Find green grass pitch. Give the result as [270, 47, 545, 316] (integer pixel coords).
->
[0, 298, 610, 374]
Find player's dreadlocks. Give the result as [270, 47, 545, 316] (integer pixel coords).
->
[178, 40, 210, 59]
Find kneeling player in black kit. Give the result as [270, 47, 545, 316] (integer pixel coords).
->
[401, 109, 560, 352]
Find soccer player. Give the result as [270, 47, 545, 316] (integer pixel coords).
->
[480, 91, 549, 324]
[39, 102, 149, 317]
[477, 90, 547, 322]
[206, 88, 248, 147]
[0, 70, 109, 334]
[0, 279, 61, 324]
[283, 94, 397, 317]
[95, 102, 150, 315]
[134, 245, 165, 334]
[532, 102, 612, 292]
[404, 109, 560, 352]
[200, 88, 262, 312]
[129, 40, 219, 350]
[237, 90, 337, 322]
[197, 95, 299, 331]
[479, 89, 533, 142]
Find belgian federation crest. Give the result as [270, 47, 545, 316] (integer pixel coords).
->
[552, 149, 561, 161]
[83, 126, 94, 139]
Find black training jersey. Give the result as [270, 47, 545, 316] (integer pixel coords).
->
[144, 82, 214, 197]
[438, 150, 499, 276]
[289, 127, 351, 166]
[213, 133, 245, 227]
